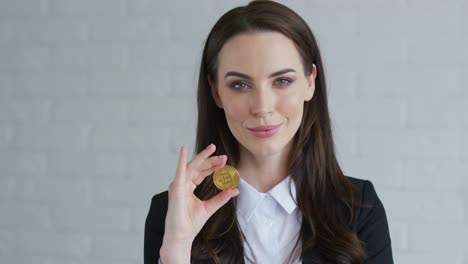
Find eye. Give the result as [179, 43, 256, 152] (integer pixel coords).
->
[275, 78, 293, 87]
[230, 82, 249, 90]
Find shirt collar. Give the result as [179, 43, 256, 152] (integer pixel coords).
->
[237, 175, 297, 222]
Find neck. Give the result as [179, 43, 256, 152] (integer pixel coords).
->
[236, 143, 291, 193]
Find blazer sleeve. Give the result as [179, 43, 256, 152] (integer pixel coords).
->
[357, 180, 394, 264]
[144, 192, 168, 264]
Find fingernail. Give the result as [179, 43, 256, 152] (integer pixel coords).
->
[217, 155, 227, 159]
[206, 143, 214, 149]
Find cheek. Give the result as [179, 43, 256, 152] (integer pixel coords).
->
[223, 100, 247, 123]
[279, 93, 304, 118]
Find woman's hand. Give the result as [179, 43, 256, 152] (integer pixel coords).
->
[159, 144, 239, 263]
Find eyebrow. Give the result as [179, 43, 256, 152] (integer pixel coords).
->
[224, 68, 296, 80]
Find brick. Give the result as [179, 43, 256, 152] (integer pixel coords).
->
[44, 258, 138, 264]
[0, 151, 47, 177]
[92, 178, 166, 206]
[14, 72, 88, 98]
[16, 178, 91, 204]
[359, 5, 407, 39]
[330, 125, 358, 158]
[172, 12, 217, 43]
[12, 125, 88, 151]
[358, 67, 463, 97]
[406, 96, 465, 129]
[15, 231, 91, 257]
[48, 152, 126, 178]
[0, 23, 13, 43]
[0, 178, 15, 200]
[0, 99, 50, 123]
[323, 38, 407, 67]
[359, 4, 461, 38]
[379, 189, 464, 224]
[128, 98, 195, 125]
[131, 207, 149, 233]
[0, 204, 50, 230]
[127, 151, 177, 179]
[327, 68, 358, 99]
[128, 43, 199, 69]
[339, 157, 400, 188]
[405, 4, 462, 37]
[167, 122, 198, 154]
[337, 96, 405, 128]
[302, 4, 359, 44]
[0, 0, 47, 17]
[49, 0, 127, 17]
[408, 223, 466, 252]
[129, 0, 214, 15]
[89, 71, 172, 98]
[359, 128, 462, 158]
[307, 0, 358, 6]
[0, 231, 14, 255]
[50, 45, 125, 71]
[51, 99, 128, 124]
[0, 126, 12, 149]
[0, 73, 12, 97]
[52, 206, 131, 232]
[396, 252, 462, 264]
[89, 17, 171, 43]
[15, 20, 87, 44]
[0, 45, 48, 70]
[92, 234, 141, 259]
[0, 256, 49, 264]
[170, 67, 200, 98]
[388, 222, 408, 250]
[464, 4, 468, 34]
[463, 127, 468, 160]
[401, 159, 467, 191]
[88, 125, 168, 152]
[408, 36, 468, 65]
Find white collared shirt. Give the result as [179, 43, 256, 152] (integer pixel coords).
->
[236, 175, 303, 264]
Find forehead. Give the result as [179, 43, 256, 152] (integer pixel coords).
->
[217, 31, 303, 76]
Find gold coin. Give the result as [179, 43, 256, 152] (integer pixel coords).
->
[213, 165, 240, 190]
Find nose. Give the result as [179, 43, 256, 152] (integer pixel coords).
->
[250, 86, 274, 118]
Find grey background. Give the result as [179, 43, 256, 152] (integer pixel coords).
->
[0, 0, 467, 263]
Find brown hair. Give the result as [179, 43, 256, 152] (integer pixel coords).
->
[192, 1, 366, 263]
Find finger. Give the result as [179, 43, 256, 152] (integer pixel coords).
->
[192, 155, 227, 176]
[193, 156, 227, 186]
[175, 145, 188, 184]
[186, 144, 216, 174]
[203, 188, 240, 217]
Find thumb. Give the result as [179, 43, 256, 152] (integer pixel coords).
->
[203, 188, 239, 217]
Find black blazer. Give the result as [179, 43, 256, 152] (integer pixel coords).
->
[144, 176, 394, 264]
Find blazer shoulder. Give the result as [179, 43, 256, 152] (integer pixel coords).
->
[344, 176, 394, 263]
[144, 190, 169, 264]
[151, 190, 169, 210]
[345, 175, 382, 207]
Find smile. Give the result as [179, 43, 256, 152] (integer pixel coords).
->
[248, 124, 282, 138]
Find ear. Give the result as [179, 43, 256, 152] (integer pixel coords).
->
[304, 64, 317, 102]
[208, 75, 223, 109]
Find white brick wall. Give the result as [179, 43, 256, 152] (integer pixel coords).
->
[0, 0, 466, 263]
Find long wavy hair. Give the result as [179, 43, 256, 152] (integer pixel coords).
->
[192, 1, 366, 263]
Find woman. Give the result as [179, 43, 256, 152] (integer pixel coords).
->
[144, 1, 393, 263]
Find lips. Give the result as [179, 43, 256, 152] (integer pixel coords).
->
[248, 124, 282, 131]
[248, 124, 282, 138]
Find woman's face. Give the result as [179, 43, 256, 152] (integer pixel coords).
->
[209, 31, 316, 159]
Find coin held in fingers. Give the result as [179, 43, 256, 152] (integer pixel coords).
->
[213, 165, 240, 190]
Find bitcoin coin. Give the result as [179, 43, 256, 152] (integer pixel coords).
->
[213, 165, 240, 190]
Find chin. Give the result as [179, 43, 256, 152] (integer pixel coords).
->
[245, 142, 285, 158]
